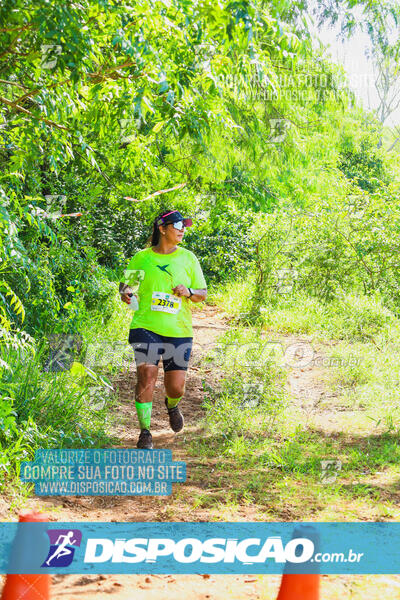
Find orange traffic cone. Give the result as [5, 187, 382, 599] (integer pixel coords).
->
[1, 510, 51, 600]
[276, 524, 320, 599]
[277, 524, 320, 600]
[276, 573, 320, 599]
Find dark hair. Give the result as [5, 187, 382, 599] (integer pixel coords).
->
[147, 209, 175, 247]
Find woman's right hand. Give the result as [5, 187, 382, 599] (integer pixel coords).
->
[121, 293, 137, 305]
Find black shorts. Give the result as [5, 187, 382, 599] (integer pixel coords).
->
[128, 328, 193, 372]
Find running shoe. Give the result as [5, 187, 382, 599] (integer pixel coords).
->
[165, 397, 184, 432]
[137, 429, 153, 449]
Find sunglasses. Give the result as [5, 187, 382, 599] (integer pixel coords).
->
[166, 220, 191, 230]
[171, 221, 185, 231]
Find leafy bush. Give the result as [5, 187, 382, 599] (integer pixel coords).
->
[5, 241, 116, 335]
[329, 293, 398, 342]
[185, 204, 256, 283]
[338, 135, 389, 192]
[245, 188, 400, 314]
[0, 344, 114, 486]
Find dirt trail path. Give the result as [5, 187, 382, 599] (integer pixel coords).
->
[45, 305, 286, 599]
[36, 305, 230, 524]
[3, 305, 400, 599]
[37, 305, 285, 600]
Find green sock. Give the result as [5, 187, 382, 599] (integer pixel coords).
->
[166, 395, 182, 409]
[135, 401, 152, 430]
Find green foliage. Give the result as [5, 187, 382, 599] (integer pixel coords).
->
[242, 177, 400, 315]
[0, 342, 114, 489]
[1, 0, 400, 507]
[185, 205, 257, 283]
[199, 324, 286, 446]
[338, 134, 389, 192]
[3, 237, 116, 335]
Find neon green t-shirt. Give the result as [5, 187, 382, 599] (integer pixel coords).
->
[121, 246, 207, 337]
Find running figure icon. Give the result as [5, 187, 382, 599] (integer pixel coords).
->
[45, 531, 77, 566]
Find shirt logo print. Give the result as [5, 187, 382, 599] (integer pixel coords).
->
[156, 264, 172, 276]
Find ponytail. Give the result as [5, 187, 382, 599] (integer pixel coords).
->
[147, 209, 175, 247]
[150, 218, 160, 247]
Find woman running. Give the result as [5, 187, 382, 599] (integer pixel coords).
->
[119, 209, 207, 449]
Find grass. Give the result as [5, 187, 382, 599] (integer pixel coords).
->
[0, 346, 117, 497]
[209, 276, 400, 343]
[323, 338, 400, 430]
[0, 287, 129, 501]
[3, 272, 400, 524]
[186, 422, 400, 520]
[183, 278, 400, 521]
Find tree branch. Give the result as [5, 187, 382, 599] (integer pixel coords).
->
[10, 79, 70, 106]
[0, 78, 28, 90]
[0, 24, 35, 34]
[0, 95, 69, 130]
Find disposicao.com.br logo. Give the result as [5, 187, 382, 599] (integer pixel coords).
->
[1, 522, 373, 575]
[84, 536, 313, 565]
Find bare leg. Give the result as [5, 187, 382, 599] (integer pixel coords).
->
[135, 364, 159, 403]
[164, 369, 186, 399]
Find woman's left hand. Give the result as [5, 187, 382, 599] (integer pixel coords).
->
[173, 285, 190, 298]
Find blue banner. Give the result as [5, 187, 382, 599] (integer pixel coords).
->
[20, 449, 186, 496]
[0, 522, 399, 574]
